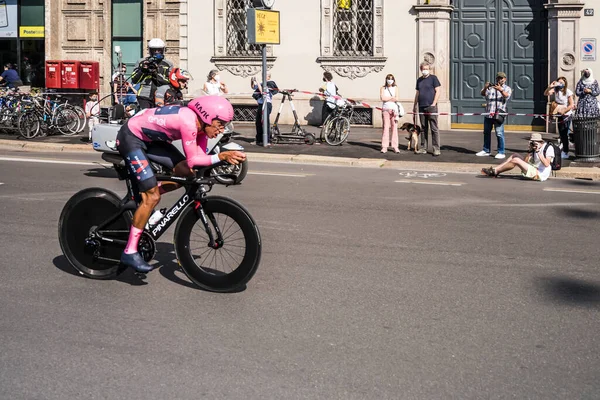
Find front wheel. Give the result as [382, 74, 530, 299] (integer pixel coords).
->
[58, 188, 130, 279]
[212, 159, 249, 185]
[174, 196, 261, 292]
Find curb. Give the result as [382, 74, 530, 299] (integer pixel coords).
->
[1, 139, 598, 180]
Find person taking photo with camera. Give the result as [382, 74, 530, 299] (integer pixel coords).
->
[131, 38, 173, 109]
[476, 72, 512, 159]
[481, 133, 555, 182]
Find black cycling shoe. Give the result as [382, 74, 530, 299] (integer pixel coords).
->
[120, 252, 154, 273]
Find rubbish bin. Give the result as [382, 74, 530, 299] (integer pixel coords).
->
[572, 116, 600, 163]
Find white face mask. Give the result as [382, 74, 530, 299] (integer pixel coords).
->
[422, 70, 430, 76]
[214, 75, 221, 82]
[386, 79, 394, 85]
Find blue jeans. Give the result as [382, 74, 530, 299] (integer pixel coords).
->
[483, 117, 505, 154]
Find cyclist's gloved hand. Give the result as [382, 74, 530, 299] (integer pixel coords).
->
[219, 151, 246, 165]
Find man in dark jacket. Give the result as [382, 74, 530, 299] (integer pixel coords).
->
[131, 38, 173, 109]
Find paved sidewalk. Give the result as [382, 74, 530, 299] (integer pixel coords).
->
[1, 124, 599, 179]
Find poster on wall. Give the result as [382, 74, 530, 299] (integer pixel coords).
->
[0, 0, 17, 38]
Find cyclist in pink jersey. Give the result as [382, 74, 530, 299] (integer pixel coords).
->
[116, 96, 245, 273]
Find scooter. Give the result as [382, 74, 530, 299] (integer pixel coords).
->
[271, 90, 316, 145]
[91, 121, 248, 185]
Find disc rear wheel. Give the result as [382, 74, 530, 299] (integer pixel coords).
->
[58, 188, 130, 279]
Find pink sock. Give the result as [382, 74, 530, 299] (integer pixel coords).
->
[124, 226, 143, 254]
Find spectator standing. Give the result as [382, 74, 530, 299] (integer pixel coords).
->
[476, 72, 512, 159]
[319, 71, 338, 126]
[251, 72, 278, 146]
[380, 73, 400, 153]
[544, 77, 574, 159]
[113, 64, 132, 105]
[413, 62, 441, 156]
[85, 91, 100, 142]
[575, 68, 600, 117]
[202, 69, 229, 96]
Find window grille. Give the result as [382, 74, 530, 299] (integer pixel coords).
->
[350, 107, 373, 125]
[333, 0, 374, 57]
[227, 0, 262, 56]
[233, 105, 259, 122]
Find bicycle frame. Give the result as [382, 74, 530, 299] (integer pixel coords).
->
[92, 171, 222, 249]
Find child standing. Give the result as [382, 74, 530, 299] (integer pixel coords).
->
[85, 91, 100, 142]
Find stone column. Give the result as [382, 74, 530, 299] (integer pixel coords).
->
[545, 1, 585, 89]
[413, 0, 453, 130]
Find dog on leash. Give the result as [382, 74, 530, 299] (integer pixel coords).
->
[399, 122, 422, 153]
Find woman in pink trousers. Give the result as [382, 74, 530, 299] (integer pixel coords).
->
[380, 73, 400, 153]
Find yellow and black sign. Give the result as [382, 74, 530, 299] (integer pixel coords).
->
[247, 9, 280, 45]
[20, 26, 45, 38]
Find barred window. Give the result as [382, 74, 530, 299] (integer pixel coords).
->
[226, 0, 261, 57]
[333, 0, 374, 56]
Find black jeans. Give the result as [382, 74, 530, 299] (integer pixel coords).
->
[557, 115, 571, 154]
[418, 105, 440, 151]
[322, 102, 334, 126]
[137, 97, 154, 110]
[255, 102, 272, 144]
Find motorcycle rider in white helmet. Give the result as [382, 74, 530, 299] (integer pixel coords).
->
[131, 38, 173, 109]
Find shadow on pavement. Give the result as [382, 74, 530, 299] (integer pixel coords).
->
[52, 255, 148, 286]
[154, 242, 247, 293]
[84, 167, 118, 179]
[535, 276, 600, 307]
[555, 207, 600, 220]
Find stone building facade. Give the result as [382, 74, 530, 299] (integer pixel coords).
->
[181, 0, 600, 130]
[45, 0, 180, 97]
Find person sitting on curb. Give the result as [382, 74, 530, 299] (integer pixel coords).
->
[481, 133, 554, 182]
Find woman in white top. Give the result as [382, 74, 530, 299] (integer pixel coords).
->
[544, 76, 575, 159]
[380, 73, 400, 153]
[202, 69, 228, 96]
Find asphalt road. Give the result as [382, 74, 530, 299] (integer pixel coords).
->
[0, 150, 599, 399]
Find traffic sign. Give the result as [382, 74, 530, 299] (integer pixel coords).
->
[581, 38, 596, 61]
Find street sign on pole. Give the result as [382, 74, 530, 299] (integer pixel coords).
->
[248, 8, 280, 147]
[581, 38, 596, 61]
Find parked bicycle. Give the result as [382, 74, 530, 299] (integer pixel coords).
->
[58, 156, 262, 292]
[320, 98, 354, 146]
[17, 94, 83, 139]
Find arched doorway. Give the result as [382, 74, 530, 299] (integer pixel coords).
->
[450, 0, 548, 130]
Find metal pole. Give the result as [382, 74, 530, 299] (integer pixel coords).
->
[262, 44, 268, 147]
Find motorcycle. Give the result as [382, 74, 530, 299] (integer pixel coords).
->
[91, 121, 248, 185]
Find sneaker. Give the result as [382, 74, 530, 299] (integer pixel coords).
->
[481, 166, 497, 177]
[476, 151, 491, 157]
[433, 149, 441, 156]
[250, 141, 263, 146]
[120, 252, 154, 273]
[494, 153, 506, 160]
[561, 152, 570, 159]
[416, 149, 427, 154]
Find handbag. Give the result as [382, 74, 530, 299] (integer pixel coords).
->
[386, 87, 404, 118]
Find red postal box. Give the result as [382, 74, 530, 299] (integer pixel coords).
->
[61, 61, 80, 89]
[45, 61, 61, 89]
[79, 61, 99, 90]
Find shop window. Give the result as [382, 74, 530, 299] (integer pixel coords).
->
[112, 0, 143, 74]
[20, 0, 44, 26]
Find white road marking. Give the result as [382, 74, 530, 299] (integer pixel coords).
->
[0, 156, 312, 177]
[0, 156, 106, 166]
[398, 171, 447, 179]
[544, 188, 600, 195]
[395, 179, 464, 187]
[248, 171, 312, 178]
[493, 202, 597, 207]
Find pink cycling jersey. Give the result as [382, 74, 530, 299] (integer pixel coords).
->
[127, 106, 214, 169]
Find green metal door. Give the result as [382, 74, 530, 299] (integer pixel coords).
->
[450, 0, 547, 127]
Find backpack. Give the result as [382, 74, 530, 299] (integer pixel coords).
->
[543, 142, 562, 171]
